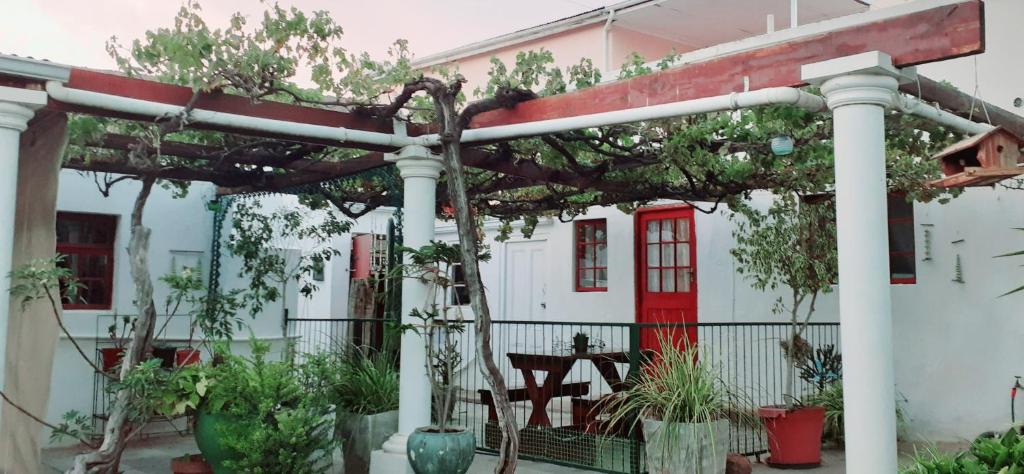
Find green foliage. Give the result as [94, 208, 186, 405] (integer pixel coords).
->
[159, 266, 247, 340]
[798, 344, 842, 391]
[203, 340, 338, 473]
[299, 349, 399, 416]
[605, 334, 756, 451]
[803, 382, 845, 444]
[8, 256, 82, 309]
[226, 199, 350, 315]
[731, 195, 838, 308]
[902, 429, 1024, 473]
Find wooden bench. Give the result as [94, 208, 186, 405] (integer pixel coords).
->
[477, 381, 590, 423]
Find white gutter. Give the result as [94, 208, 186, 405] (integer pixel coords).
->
[896, 94, 995, 135]
[0, 54, 71, 82]
[417, 87, 827, 145]
[45, 81, 419, 148]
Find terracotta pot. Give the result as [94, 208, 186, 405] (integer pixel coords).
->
[99, 347, 125, 372]
[758, 405, 825, 468]
[176, 348, 201, 367]
[170, 454, 213, 474]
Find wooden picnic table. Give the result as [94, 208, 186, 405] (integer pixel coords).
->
[506, 349, 651, 426]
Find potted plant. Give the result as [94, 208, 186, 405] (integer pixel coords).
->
[194, 340, 339, 474]
[397, 242, 480, 474]
[101, 314, 135, 372]
[302, 348, 399, 474]
[573, 331, 590, 354]
[605, 334, 754, 473]
[730, 195, 838, 467]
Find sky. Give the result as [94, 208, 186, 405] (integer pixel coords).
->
[0, 0, 619, 71]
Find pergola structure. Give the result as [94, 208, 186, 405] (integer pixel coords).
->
[0, 1, 1017, 472]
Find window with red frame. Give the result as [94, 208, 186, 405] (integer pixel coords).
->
[56, 212, 117, 309]
[803, 193, 916, 284]
[575, 219, 608, 291]
[887, 194, 916, 284]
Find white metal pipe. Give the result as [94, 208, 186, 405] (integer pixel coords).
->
[896, 93, 995, 135]
[603, 8, 618, 72]
[45, 81, 418, 148]
[440, 87, 826, 145]
[790, 0, 799, 28]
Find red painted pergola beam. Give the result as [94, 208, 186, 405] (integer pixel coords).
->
[470, 0, 985, 129]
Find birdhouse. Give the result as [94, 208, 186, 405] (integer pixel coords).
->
[931, 127, 1024, 188]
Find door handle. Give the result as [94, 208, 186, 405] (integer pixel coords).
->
[540, 302, 546, 309]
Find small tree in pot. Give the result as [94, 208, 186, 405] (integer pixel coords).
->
[605, 333, 754, 473]
[395, 241, 486, 474]
[730, 195, 838, 467]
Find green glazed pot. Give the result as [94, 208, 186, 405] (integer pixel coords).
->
[194, 409, 240, 474]
[406, 427, 476, 474]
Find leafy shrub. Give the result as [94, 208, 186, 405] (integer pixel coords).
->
[901, 429, 1024, 473]
[203, 340, 338, 474]
[301, 348, 400, 416]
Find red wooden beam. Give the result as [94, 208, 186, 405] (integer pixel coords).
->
[470, 0, 985, 129]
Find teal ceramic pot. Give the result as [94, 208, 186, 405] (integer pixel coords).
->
[194, 409, 240, 474]
[406, 427, 476, 474]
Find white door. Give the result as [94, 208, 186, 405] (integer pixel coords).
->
[502, 240, 547, 321]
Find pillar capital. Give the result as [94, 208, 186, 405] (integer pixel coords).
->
[0, 86, 47, 133]
[801, 51, 911, 110]
[385, 145, 444, 180]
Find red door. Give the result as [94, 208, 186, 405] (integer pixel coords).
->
[636, 206, 697, 350]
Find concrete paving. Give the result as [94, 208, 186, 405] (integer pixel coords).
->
[42, 435, 968, 473]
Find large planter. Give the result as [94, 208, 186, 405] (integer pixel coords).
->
[641, 418, 729, 474]
[336, 410, 398, 474]
[406, 426, 476, 474]
[99, 347, 125, 372]
[176, 348, 201, 367]
[194, 409, 240, 474]
[759, 405, 825, 468]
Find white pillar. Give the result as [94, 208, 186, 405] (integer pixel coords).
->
[0, 87, 46, 430]
[803, 52, 906, 473]
[374, 145, 443, 473]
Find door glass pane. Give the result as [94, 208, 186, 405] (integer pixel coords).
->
[676, 218, 690, 242]
[646, 220, 660, 244]
[662, 269, 676, 292]
[647, 244, 659, 267]
[661, 243, 675, 267]
[594, 225, 606, 243]
[585, 223, 595, 242]
[676, 243, 690, 266]
[647, 269, 660, 292]
[595, 269, 608, 288]
[596, 243, 608, 267]
[661, 219, 674, 241]
[677, 269, 692, 292]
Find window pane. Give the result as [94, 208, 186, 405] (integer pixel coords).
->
[585, 223, 595, 242]
[890, 253, 915, 280]
[580, 269, 595, 288]
[79, 255, 110, 278]
[646, 220, 660, 244]
[660, 219, 674, 241]
[595, 269, 608, 288]
[676, 218, 690, 242]
[580, 246, 594, 268]
[596, 243, 607, 267]
[662, 269, 676, 292]
[661, 243, 675, 267]
[677, 269, 692, 292]
[676, 243, 690, 267]
[889, 221, 915, 254]
[647, 269, 660, 292]
[647, 244, 660, 267]
[594, 225, 607, 243]
[887, 195, 913, 219]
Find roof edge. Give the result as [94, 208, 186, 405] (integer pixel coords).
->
[0, 54, 71, 82]
[411, 0, 660, 69]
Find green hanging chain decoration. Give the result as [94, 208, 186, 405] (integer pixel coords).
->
[206, 195, 234, 304]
